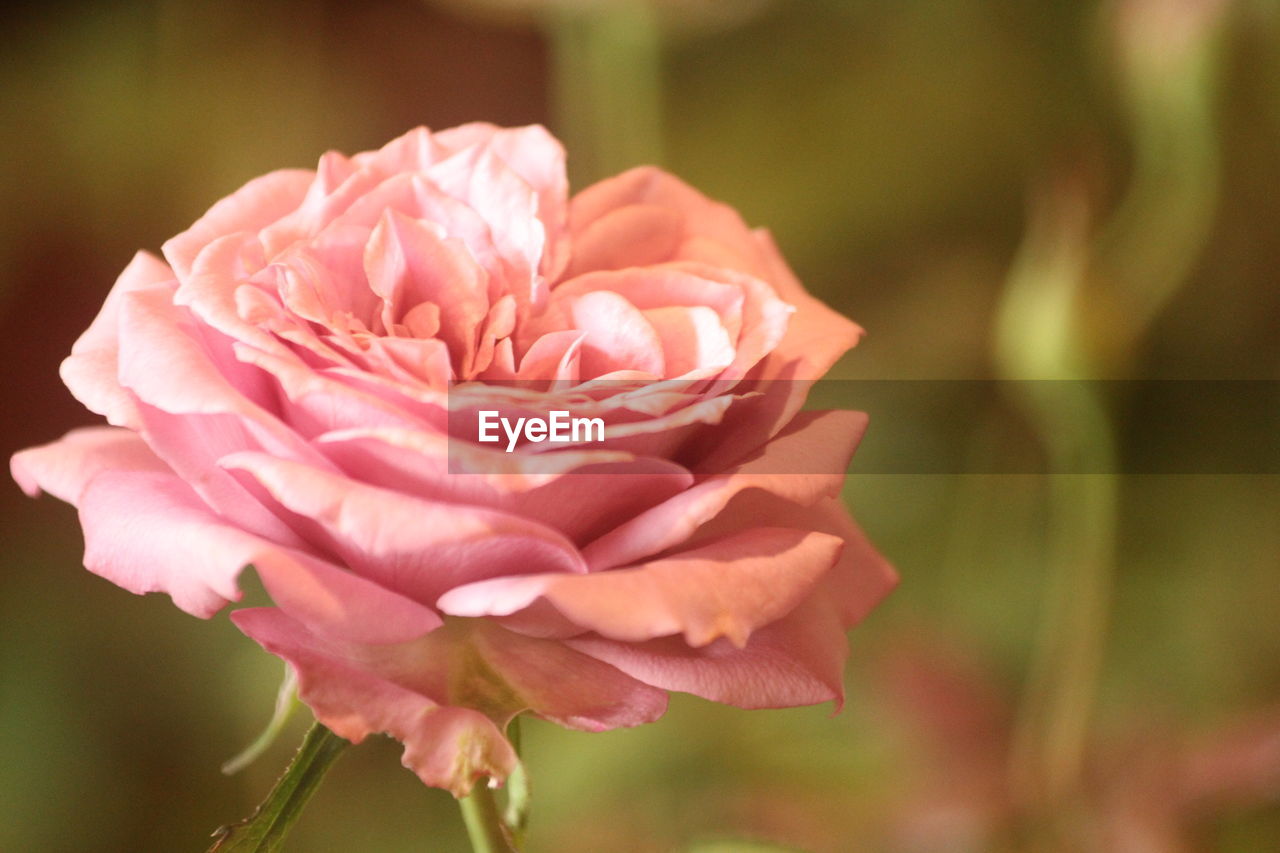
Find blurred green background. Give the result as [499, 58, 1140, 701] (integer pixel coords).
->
[2, 1, 1278, 851]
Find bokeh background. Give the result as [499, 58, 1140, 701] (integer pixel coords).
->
[2, 1, 1278, 851]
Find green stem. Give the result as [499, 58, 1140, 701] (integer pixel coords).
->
[544, 0, 664, 187]
[994, 185, 1117, 821]
[459, 780, 519, 853]
[1006, 384, 1118, 811]
[208, 722, 349, 852]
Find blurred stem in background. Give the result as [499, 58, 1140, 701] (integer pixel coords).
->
[996, 0, 1229, 842]
[542, 0, 665, 186]
[1091, 0, 1229, 366]
[996, 177, 1120, 828]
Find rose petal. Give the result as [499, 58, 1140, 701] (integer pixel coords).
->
[68, 460, 440, 641]
[10, 426, 168, 502]
[365, 210, 489, 372]
[675, 488, 897, 630]
[162, 169, 314, 278]
[569, 290, 665, 378]
[435, 123, 570, 280]
[115, 286, 330, 542]
[583, 409, 866, 569]
[59, 251, 175, 428]
[315, 428, 690, 542]
[426, 146, 545, 311]
[220, 452, 587, 605]
[565, 586, 851, 710]
[234, 608, 667, 789]
[564, 203, 682, 277]
[233, 608, 517, 797]
[439, 527, 843, 649]
[642, 305, 735, 376]
[568, 166, 770, 279]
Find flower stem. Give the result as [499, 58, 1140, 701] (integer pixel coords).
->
[459, 779, 519, 853]
[208, 721, 349, 852]
[543, 0, 664, 186]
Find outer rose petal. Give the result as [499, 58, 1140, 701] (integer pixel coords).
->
[116, 286, 328, 544]
[315, 427, 693, 544]
[220, 452, 588, 605]
[438, 528, 843, 649]
[790, 496, 899, 629]
[10, 427, 168, 502]
[684, 490, 898, 631]
[566, 589, 852, 710]
[162, 169, 314, 278]
[11, 428, 239, 616]
[233, 608, 517, 797]
[400, 619, 671, 732]
[567, 496, 895, 712]
[14, 428, 439, 635]
[76, 469, 252, 617]
[568, 166, 770, 278]
[59, 251, 175, 428]
[583, 409, 867, 570]
[234, 609, 667, 792]
[565, 204, 682, 276]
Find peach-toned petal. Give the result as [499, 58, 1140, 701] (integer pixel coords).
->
[564, 203, 682, 277]
[569, 166, 770, 278]
[583, 409, 866, 569]
[439, 528, 842, 649]
[792, 497, 899, 629]
[642, 305, 735, 376]
[551, 265, 745, 331]
[565, 589, 850, 710]
[679, 490, 898, 630]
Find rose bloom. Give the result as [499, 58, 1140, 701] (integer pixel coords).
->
[11, 124, 895, 795]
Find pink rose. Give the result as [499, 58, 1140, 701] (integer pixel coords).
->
[11, 124, 895, 795]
